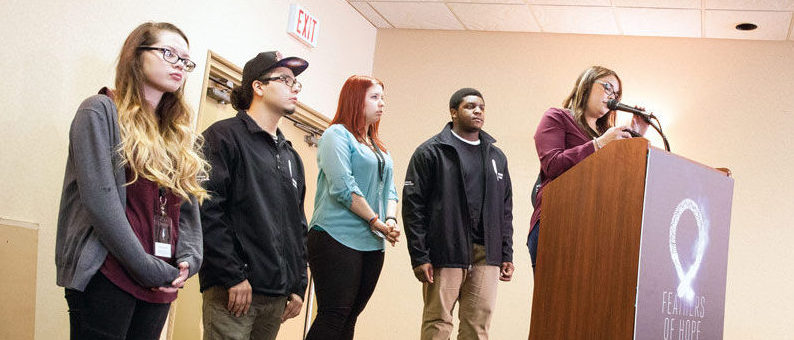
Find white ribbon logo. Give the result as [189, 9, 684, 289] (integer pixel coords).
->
[669, 198, 708, 302]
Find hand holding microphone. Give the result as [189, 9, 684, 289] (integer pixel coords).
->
[597, 124, 634, 148]
[608, 99, 655, 136]
[606, 99, 671, 151]
[607, 99, 655, 122]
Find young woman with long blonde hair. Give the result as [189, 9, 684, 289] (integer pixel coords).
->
[56, 22, 208, 339]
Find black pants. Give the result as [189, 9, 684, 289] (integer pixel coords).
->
[65, 272, 171, 340]
[305, 229, 384, 340]
[527, 221, 540, 274]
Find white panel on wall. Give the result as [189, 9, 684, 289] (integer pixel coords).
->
[531, 5, 620, 35]
[526, 0, 611, 6]
[349, 1, 393, 28]
[451, 0, 525, 3]
[612, 0, 700, 8]
[705, 10, 792, 40]
[449, 3, 540, 32]
[704, 0, 794, 11]
[370, 2, 464, 30]
[616, 7, 701, 37]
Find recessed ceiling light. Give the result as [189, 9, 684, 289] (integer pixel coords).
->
[735, 23, 758, 31]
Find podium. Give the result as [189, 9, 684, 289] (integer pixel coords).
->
[529, 138, 733, 340]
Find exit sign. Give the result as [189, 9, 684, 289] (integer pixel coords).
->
[288, 4, 319, 48]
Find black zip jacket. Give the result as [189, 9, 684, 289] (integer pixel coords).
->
[402, 122, 513, 269]
[199, 111, 308, 298]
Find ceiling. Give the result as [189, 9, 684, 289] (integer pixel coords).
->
[345, 0, 794, 41]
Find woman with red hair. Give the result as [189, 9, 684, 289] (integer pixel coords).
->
[305, 75, 400, 339]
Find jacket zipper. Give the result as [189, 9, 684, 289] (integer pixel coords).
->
[274, 137, 287, 289]
[479, 142, 491, 267]
[447, 143, 474, 269]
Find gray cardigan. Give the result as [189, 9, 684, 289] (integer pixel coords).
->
[56, 94, 202, 291]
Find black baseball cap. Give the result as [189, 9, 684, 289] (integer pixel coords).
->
[241, 51, 308, 89]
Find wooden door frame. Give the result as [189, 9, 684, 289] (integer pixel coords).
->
[197, 50, 330, 136]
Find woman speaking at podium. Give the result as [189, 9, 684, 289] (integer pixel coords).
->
[528, 66, 649, 273]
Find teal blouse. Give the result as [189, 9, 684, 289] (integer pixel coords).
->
[310, 124, 398, 251]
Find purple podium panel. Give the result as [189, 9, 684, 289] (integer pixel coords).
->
[634, 149, 734, 340]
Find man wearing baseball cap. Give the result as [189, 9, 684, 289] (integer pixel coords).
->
[199, 51, 310, 340]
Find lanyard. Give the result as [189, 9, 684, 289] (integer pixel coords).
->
[153, 187, 172, 258]
[369, 135, 385, 182]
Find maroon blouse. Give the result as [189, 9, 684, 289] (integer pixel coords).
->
[100, 169, 181, 303]
[530, 108, 596, 230]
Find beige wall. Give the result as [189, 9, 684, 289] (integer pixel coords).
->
[368, 29, 794, 339]
[0, 1, 375, 339]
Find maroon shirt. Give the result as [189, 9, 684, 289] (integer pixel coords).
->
[100, 169, 181, 303]
[530, 108, 596, 230]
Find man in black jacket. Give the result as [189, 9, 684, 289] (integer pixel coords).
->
[199, 51, 309, 340]
[403, 88, 514, 340]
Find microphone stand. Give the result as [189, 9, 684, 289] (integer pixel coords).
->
[647, 116, 670, 152]
[609, 99, 671, 152]
[625, 114, 670, 151]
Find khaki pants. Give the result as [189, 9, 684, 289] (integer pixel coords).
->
[202, 285, 287, 340]
[421, 244, 500, 340]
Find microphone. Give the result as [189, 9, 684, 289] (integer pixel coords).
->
[607, 99, 654, 123]
[607, 99, 671, 152]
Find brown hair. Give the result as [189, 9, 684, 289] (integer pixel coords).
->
[562, 66, 622, 138]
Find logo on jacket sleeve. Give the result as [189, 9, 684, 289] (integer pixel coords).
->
[492, 159, 503, 181]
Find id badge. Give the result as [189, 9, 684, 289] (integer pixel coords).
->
[153, 192, 172, 258]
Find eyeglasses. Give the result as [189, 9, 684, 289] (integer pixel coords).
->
[260, 74, 302, 91]
[139, 46, 196, 72]
[596, 80, 620, 98]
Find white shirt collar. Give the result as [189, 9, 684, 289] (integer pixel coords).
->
[450, 129, 481, 145]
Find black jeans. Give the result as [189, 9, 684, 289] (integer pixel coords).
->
[65, 272, 171, 340]
[305, 229, 384, 340]
[527, 221, 540, 274]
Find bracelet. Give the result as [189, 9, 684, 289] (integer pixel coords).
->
[593, 137, 602, 150]
[369, 215, 386, 238]
[385, 216, 398, 224]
